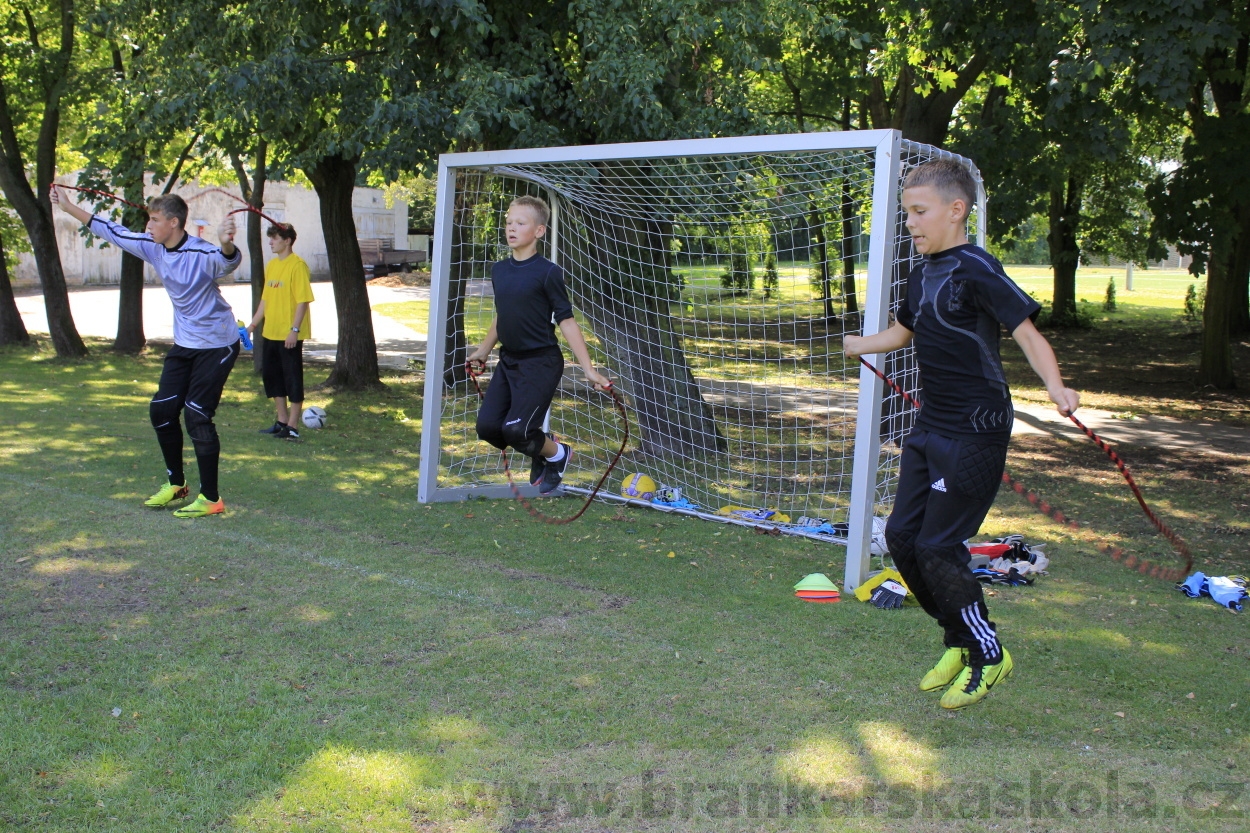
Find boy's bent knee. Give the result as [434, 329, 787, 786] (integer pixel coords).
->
[183, 405, 219, 454]
[150, 395, 182, 430]
[884, 521, 918, 562]
[502, 425, 544, 457]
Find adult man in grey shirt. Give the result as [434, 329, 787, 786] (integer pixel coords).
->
[53, 187, 242, 518]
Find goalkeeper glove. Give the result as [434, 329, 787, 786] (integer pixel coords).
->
[869, 579, 907, 610]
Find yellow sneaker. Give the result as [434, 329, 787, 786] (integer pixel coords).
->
[920, 647, 967, 691]
[172, 494, 225, 518]
[144, 482, 189, 508]
[940, 649, 1013, 710]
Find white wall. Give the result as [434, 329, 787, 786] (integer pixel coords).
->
[11, 176, 408, 287]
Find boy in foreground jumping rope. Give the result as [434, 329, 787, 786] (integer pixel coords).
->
[468, 196, 610, 493]
[844, 160, 1080, 710]
[53, 187, 243, 518]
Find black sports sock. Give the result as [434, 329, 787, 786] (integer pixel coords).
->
[196, 452, 220, 502]
[155, 426, 184, 486]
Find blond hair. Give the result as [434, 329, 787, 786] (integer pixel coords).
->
[509, 195, 550, 227]
[903, 160, 978, 216]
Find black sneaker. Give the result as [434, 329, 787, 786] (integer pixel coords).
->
[276, 425, 301, 441]
[539, 442, 571, 494]
[259, 421, 283, 434]
[529, 432, 555, 486]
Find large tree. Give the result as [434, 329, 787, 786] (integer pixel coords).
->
[952, 13, 1168, 328]
[1088, 0, 1249, 387]
[0, 0, 90, 357]
[78, 0, 204, 354]
[162, 0, 484, 390]
[0, 196, 28, 344]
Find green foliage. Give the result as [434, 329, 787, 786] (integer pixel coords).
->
[376, 174, 437, 233]
[1183, 283, 1207, 323]
[762, 251, 779, 299]
[719, 248, 755, 294]
[0, 198, 29, 273]
[1103, 276, 1117, 311]
[989, 215, 1050, 265]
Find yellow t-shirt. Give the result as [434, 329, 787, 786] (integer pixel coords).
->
[261, 253, 315, 340]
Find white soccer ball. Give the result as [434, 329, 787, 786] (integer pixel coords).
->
[302, 406, 327, 429]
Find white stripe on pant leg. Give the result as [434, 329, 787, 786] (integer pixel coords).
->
[961, 604, 1001, 661]
[151, 394, 179, 403]
[961, 605, 997, 651]
[522, 405, 548, 450]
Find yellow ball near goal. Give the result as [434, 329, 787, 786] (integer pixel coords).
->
[621, 473, 657, 501]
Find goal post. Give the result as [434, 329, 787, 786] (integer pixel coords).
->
[417, 130, 985, 591]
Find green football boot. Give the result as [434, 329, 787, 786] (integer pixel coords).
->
[940, 649, 1013, 710]
[144, 482, 189, 508]
[920, 647, 967, 692]
[172, 494, 225, 518]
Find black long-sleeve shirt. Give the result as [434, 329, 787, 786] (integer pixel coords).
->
[491, 253, 574, 354]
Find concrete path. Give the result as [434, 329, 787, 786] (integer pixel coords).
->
[16, 283, 1249, 457]
[16, 281, 430, 370]
[1011, 402, 1250, 459]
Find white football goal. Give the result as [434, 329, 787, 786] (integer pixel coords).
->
[417, 129, 985, 590]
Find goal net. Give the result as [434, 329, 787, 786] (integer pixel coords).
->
[417, 130, 985, 589]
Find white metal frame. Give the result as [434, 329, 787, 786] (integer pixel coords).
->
[416, 129, 968, 591]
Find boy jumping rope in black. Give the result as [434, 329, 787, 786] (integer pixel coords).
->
[844, 160, 1080, 710]
[468, 196, 611, 493]
[53, 187, 243, 518]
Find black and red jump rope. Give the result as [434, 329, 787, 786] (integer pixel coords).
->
[464, 359, 630, 525]
[54, 184, 288, 229]
[65, 181, 1191, 570]
[859, 356, 1194, 582]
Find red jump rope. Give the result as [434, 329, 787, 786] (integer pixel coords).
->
[54, 184, 288, 229]
[860, 356, 1194, 582]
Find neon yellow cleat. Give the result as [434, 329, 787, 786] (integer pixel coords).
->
[172, 494, 225, 518]
[940, 649, 1013, 710]
[144, 483, 189, 508]
[920, 647, 967, 692]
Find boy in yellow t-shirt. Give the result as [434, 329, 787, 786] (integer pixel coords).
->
[246, 224, 315, 440]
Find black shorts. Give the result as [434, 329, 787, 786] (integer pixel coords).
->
[261, 338, 305, 402]
[475, 346, 564, 454]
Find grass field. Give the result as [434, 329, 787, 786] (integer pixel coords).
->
[2, 329, 1248, 831]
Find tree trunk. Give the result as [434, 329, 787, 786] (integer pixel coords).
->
[0, 17, 84, 357]
[113, 163, 149, 354]
[1200, 232, 1237, 389]
[839, 178, 859, 315]
[1046, 177, 1082, 327]
[0, 230, 29, 345]
[441, 170, 479, 388]
[561, 163, 725, 458]
[808, 204, 833, 319]
[307, 153, 382, 390]
[0, 178, 86, 357]
[231, 141, 268, 374]
[1230, 202, 1250, 337]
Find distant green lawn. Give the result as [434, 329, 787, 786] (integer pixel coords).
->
[2, 340, 1247, 832]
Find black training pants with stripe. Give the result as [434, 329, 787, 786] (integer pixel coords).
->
[883, 429, 1008, 666]
[149, 341, 240, 501]
[475, 346, 564, 459]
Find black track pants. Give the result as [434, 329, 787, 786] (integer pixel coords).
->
[884, 429, 1007, 666]
[475, 347, 564, 459]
